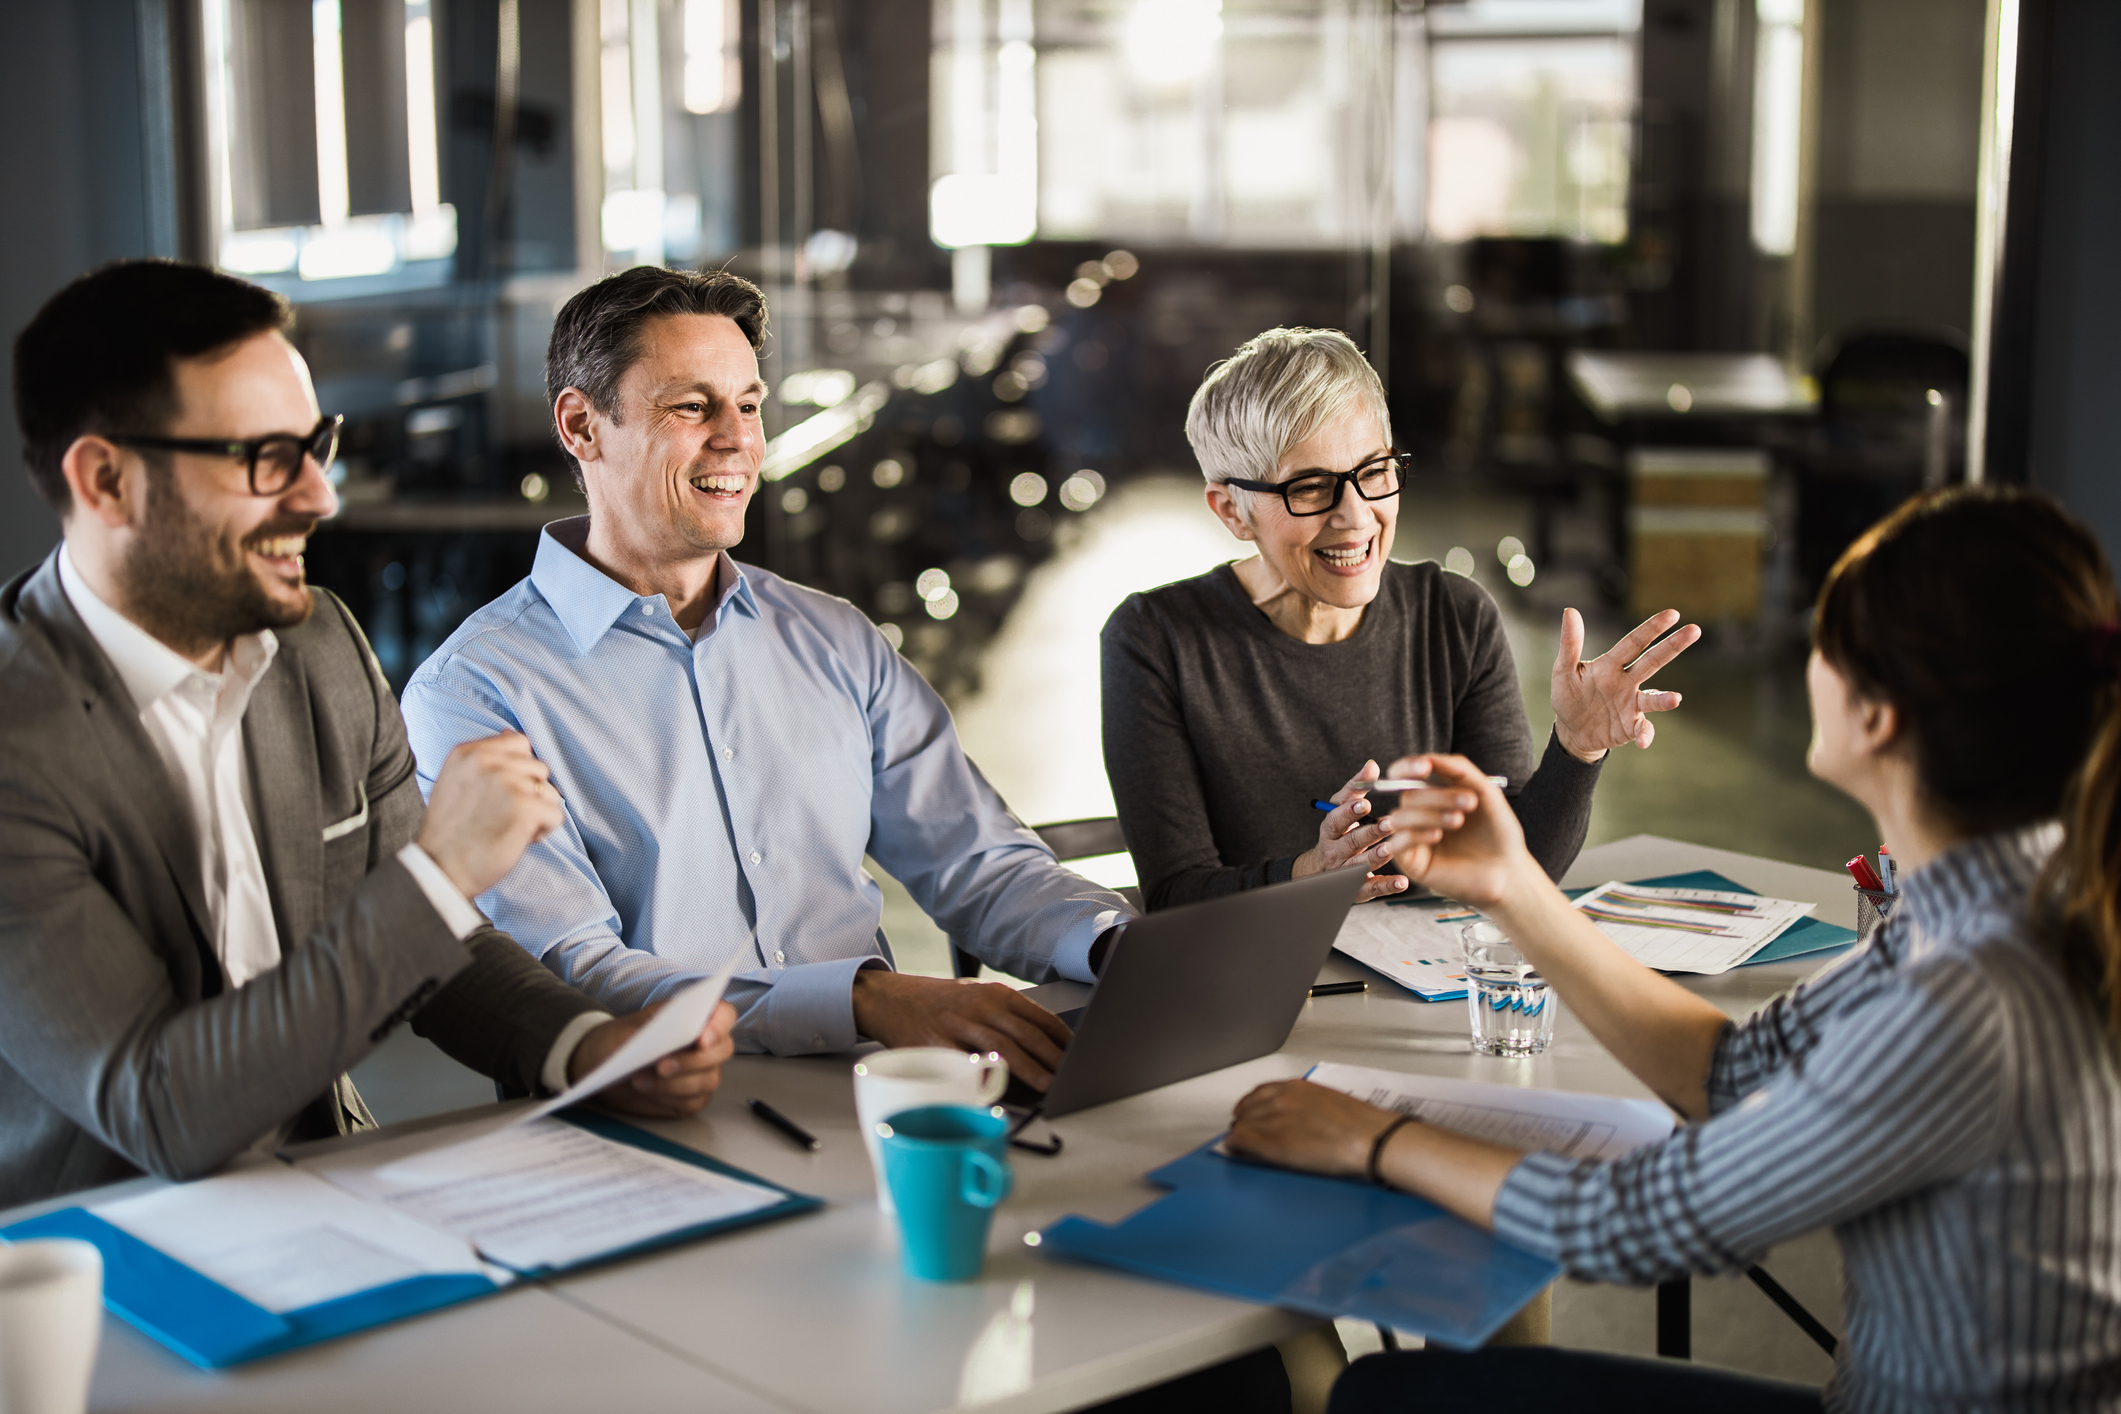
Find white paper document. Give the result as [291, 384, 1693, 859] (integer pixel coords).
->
[1330, 900, 1481, 999]
[1571, 880, 1814, 974]
[359, 964, 745, 1166]
[524, 964, 737, 1124]
[1306, 1063, 1675, 1162]
[94, 1159, 495, 1312]
[302, 1115, 785, 1272]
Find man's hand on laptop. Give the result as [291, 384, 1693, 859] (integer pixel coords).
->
[852, 972, 1072, 1091]
[417, 731, 566, 898]
[568, 1000, 739, 1119]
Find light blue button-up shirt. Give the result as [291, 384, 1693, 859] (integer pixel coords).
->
[400, 518, 1127, 1056]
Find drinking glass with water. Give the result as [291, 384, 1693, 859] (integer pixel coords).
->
[1460, 920, 1554, 1056]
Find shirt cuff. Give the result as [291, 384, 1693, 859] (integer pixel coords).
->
[396, 843, 486, 940]
[1542, 726, 1609, 775]
[539, 1009, 616, 1095]
[1050, 908, 1128, 984]
[747, 954, 891, 1055]
[1489, 1151, 1584, 1262]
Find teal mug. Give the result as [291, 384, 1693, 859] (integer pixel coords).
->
[876, 1105, 1013, 1281]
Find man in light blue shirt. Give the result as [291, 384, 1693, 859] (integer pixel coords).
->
[401, 266, 1129, 1087]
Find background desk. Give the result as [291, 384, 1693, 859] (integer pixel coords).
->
[18, 834, 1853, 1414]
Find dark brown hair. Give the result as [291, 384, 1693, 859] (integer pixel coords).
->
[13, 260, 289, 515]
[1814, 485, 2121, 1032]
[544, 265, 768, 479]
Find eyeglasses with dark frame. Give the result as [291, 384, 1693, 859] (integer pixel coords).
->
[108, 414, 344, 497]
[1219, 451, 1410, 517]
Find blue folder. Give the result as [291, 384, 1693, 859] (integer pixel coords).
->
[1037, 1141, 1559, 1349]
[0, 1110, 820, 1368]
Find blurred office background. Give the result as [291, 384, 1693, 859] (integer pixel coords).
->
[3, 0, 2119, 1386]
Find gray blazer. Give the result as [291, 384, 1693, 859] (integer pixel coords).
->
[0, 551, 600, 1208]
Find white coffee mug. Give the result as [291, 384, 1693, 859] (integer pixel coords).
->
[0, 1239, 103, 1414]
[853, 1047, 1009, 1213]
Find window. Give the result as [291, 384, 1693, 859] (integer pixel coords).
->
[204, 0, 458, 296]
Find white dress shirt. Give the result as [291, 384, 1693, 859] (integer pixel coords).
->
[58, 548, 603, 1090]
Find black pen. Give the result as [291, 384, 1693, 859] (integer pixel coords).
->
[1309, 980, 1367, 997]
[745, 1097, 819, 1151]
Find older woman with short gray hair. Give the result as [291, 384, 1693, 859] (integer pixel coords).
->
[1100, 327, 1699, 909]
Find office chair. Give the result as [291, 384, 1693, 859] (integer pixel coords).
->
[950, 817, 1142, 980]
[1795, 325, 1970, 600]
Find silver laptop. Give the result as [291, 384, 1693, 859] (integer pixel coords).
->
[1028, 868, 1367, 1119]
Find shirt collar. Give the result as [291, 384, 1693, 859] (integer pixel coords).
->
[57, 543, 279, 710]
[1896, 820, 2061, 950]
[531, 516, 757, 654]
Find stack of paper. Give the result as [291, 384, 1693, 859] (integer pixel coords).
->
[1571, 880, 1814, 974]
[1329, 899, 1480, 999]
[1305, 1062, 1674, 1162]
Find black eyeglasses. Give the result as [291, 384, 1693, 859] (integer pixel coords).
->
[1219, 451, 1410, 516]
[108, 414, 344, 497]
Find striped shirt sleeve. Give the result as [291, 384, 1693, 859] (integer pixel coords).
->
[1492, 951, 2015, 1284]
[1706, 938, 1894, 1112]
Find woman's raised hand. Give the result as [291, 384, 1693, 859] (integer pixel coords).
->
[1550, 608, 1700, 760]
[1290, 758, 1411, 901]
[1383, 753, 1532, 910]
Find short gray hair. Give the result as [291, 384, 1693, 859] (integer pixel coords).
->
[1185, 327, 1391, 485]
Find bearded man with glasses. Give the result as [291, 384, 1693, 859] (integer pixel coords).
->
[0, 260, 737, 1208]
[1100, 326, 1704, 911]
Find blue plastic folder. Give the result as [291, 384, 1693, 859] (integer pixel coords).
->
[1036, 1141, 1559, 1349]
[0, 1111, 819, 1368]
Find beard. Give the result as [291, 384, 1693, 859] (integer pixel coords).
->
[115, 462, 315, 658]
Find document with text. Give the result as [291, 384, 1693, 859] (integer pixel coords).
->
[1305, 1063, 1675, 1162]
[302, 1115, 786, 1272]
[1330, 900, 1478, 1000]
[94, 1158, 496, 1312]
[1571, 880, 1814, 973]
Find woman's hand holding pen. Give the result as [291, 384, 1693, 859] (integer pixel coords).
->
[1382, 754, 1538, 912]
[1291, 759, 1409, 901]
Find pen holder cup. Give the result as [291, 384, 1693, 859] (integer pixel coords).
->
[876, 1105, 1012, 1282]
[1856, 888, 1897, 939]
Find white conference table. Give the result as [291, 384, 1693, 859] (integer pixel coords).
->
[24, 835, 1856, 1414]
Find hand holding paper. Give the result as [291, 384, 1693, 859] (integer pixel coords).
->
[549, 967, 740, 1121]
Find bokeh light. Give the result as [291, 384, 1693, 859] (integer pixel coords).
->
[1506, 554, 1537, 586]
[878, 621, 905, 651]
[780, 487, 809, 514]
[1444, 546, 1476, 576]
[1058, 470, 1107, 512]
[817, 464, 846, 493]
[1065, 278, 1102, 308]
[1496, 535, 1524, 565]
[924, 589, 961, 620]
[1009, 472, 1049, 507]
[872, 458, 906, 488]
[916, 568, 953, 602]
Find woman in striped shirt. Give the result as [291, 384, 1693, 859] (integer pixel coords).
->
[1228, 486, 2121, 1412]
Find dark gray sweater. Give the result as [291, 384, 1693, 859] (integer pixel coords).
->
[1100, 559, 1602, 910]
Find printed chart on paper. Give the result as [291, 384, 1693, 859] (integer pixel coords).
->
[1331, 900, 1480, 999]
[1571, 880, 1813, 973]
